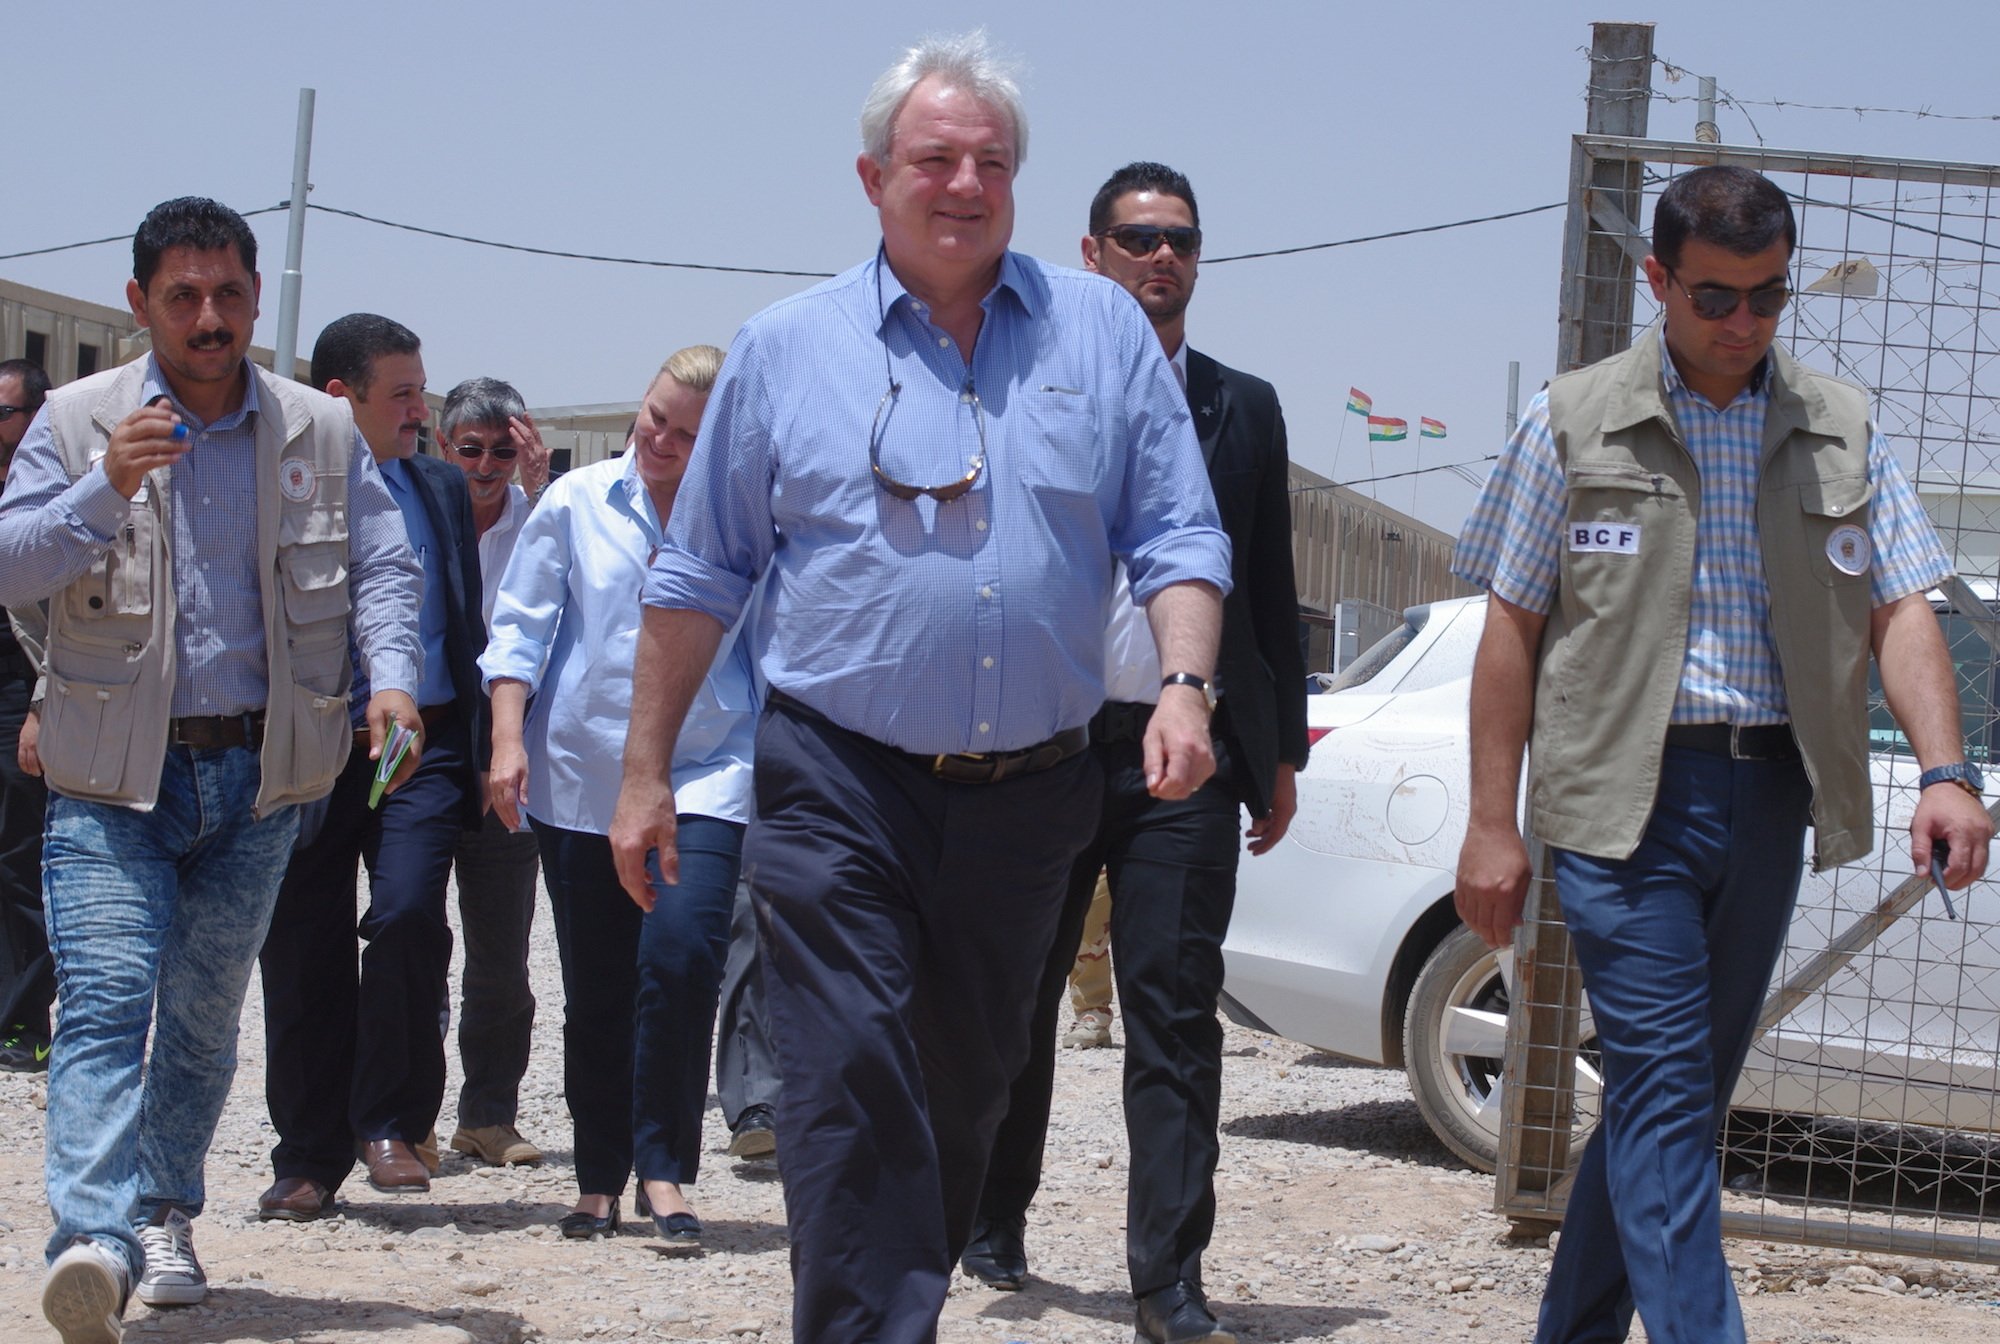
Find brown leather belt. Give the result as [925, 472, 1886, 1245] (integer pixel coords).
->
[769, 689, 1088, 785]
[168, 711, 265, 751]
[1663, 722, 1798, 762]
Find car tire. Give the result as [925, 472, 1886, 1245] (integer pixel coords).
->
[1403, 925, 1513, 1171]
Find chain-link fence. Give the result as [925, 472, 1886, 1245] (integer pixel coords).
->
[1498, 134, 2000, 1263]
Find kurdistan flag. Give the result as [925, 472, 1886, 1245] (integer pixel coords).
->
[1366, 416, 1408, 442]
[1346, 387, 1372, 416]
[1420, 417, 1447, 439]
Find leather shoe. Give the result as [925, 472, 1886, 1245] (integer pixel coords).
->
[362, 1139, 431, 1192]
[726, 1104, 777, 1160]
[451, 1123, 543, 1167]
[558, 1201, 621, 1240]
[1135, 1279, 1235, 1344]
[960, 1214, 1027, 1290]
[257, 1176, 336, 1222]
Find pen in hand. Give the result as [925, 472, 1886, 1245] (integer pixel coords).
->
[1930, 840, 1958, 921]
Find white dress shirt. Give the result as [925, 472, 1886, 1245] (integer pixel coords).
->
[1101, 342, 1191, 704]
[476, 482, 533, 629]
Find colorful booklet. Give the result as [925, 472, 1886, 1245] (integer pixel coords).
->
[367, 722, 420, 809]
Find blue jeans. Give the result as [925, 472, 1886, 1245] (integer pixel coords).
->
[1536, 746, 1812, 1344]
[41, 746, 298, 1274]
[534, 815, 742, 1194]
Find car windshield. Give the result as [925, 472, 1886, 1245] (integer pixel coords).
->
[1324, 606, 1430, 694]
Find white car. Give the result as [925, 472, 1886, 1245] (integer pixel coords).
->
[1221, 596, 2000, 1171]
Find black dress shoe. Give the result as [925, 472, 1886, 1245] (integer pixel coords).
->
[726, 1104, 777, 1159]
[1135, 1279, 1235, 1344]
[558, 1201, 621, 1240]
[960, 1214, 1027, 1290]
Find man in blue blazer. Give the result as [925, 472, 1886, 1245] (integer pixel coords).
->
[256, 314, 489, 1217]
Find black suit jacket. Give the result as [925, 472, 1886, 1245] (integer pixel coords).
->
[1186, 348, 1310, 819]
[403, 451, 490, 825]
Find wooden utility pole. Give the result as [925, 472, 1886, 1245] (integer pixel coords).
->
[1558, 22, 1655, 372]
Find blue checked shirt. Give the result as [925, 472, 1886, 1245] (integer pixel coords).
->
[642, 250, 1233, 755]
[1454, 342, 1951, 724]
[0, 356, 422, 717]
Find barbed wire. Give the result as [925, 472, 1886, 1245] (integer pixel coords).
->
[1655, 58, 2000, 125]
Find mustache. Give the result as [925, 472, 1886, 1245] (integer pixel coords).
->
[186, 329, 236, 350]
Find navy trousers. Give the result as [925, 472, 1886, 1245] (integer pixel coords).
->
[979, 730, 1243, 1295]
[533, 815, 741, 1195]
[748, 701, 1101, 1344]
[258, 710, 470, 1187]
[1536, 745, 1812, 1344]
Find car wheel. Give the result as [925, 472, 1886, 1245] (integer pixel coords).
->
[1402, 924, 1601, 1172]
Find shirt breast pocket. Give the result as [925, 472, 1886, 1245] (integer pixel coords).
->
[1017, 390, 1102, 497]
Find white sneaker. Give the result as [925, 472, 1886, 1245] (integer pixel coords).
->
[42, 1239, 129, 1344]
[135, 1206, 206, 1307]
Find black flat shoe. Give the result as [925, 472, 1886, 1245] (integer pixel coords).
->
[558, 1202, 621, 1240]
[636, 1185, 703, 1248]
[1135, 1279, 1234, 1344]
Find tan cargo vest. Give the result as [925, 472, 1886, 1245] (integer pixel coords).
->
[31, 356, 358, 815]
[1531, 325, 1878, 869]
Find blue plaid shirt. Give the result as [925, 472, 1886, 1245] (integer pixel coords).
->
[642, 250, 1232, 755]
[1455, 341, 1950, 724]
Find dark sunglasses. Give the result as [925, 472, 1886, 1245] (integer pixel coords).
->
[452, 442, 518, 461]
[0, 404, 32, 422]
[869, 382, 986, 503]
[1665, 266, 1791, 321]
[1097, 224, 1202, 259]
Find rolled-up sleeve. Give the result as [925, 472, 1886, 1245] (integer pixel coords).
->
[645, 328, 774, 624]
[343, 429, 423, 699]
[0, 407, 131, 607]
[1452, 390, 1565, 614]
[480, 479, 574, 695]
[1112, 316, 1232, 605]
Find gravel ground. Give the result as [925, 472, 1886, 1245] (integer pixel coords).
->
[3, 873, 2000, 1343]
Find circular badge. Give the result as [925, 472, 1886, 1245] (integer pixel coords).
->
[1827, 523, 1871, 576]
[279, 459, 316, 503]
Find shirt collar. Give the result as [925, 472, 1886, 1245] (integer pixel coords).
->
[868, 247, 1037, 335]
[1657, 329, 1771, 406]
[1168, 340, 1189, 393]
[141, 353, 261, 433]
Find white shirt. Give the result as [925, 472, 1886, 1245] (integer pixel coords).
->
[480, 451, 757, 834]
[476, 482, 533, 629]
[1101, 342, 1191, 704]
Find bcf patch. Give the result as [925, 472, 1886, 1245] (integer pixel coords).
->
[1568, 522, 1641, 554]
[1827, 523, 1871, 576]
[279, 459, 316, 503]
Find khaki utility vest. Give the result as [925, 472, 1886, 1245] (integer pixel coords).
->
[32, 357, 358, 815]
[1530, 325, 1878, 868]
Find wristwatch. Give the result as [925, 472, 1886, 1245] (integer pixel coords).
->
[1160, 672, 1218, 715]
[1918, 761, 1985, 798]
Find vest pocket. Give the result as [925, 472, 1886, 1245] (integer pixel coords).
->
[1797, 472, 1873, 588]
[281, 681, 353, 800]
[62, 508, 156, 628]
[40, 651, 142, 799]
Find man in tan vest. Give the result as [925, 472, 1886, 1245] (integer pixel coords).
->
[0, 197, 423, 1344]
[1451, 165, 1991, 1344]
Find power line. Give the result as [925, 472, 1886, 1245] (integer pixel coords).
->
[1, 198, 1567, 276]
[1291, 457, 1499, 493]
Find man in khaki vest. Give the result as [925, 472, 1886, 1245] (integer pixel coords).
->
[1452, 165, 1991, 1344]
[0, 197, 423, 1344]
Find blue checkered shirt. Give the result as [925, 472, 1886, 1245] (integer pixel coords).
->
[1454, 345, 1950, 724]
[642, 249, 1232, 755]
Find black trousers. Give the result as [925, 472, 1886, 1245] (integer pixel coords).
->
[978, 731, 1242, 1296]
[714, 877, 781, 1128]
[258, 710, 469, 1187]
[749, 701, 1100, 1344]
[0, 657, 52, 1035]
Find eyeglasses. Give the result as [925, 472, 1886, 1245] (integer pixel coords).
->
[451, 442, 518, 461]
[0, 404, 32, 423]
[869, 381, 986, 503]
[1097, 225, 1202, 259]
[1664, 267, 1791, 321]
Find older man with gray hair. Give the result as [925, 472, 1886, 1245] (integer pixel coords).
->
[438, 377, 549, 1170]
[610, 30, 1231, 1344]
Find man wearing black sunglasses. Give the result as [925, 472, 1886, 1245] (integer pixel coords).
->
[610, 32, 1230, 1344]
[1454, 165, 1989, 1344]
[961, 161, 1306, 1344]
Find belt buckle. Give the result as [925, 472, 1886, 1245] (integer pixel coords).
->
[1729, 723, 1747, 759]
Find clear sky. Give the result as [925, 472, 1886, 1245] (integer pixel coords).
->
[9, 0, 1997, 531]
